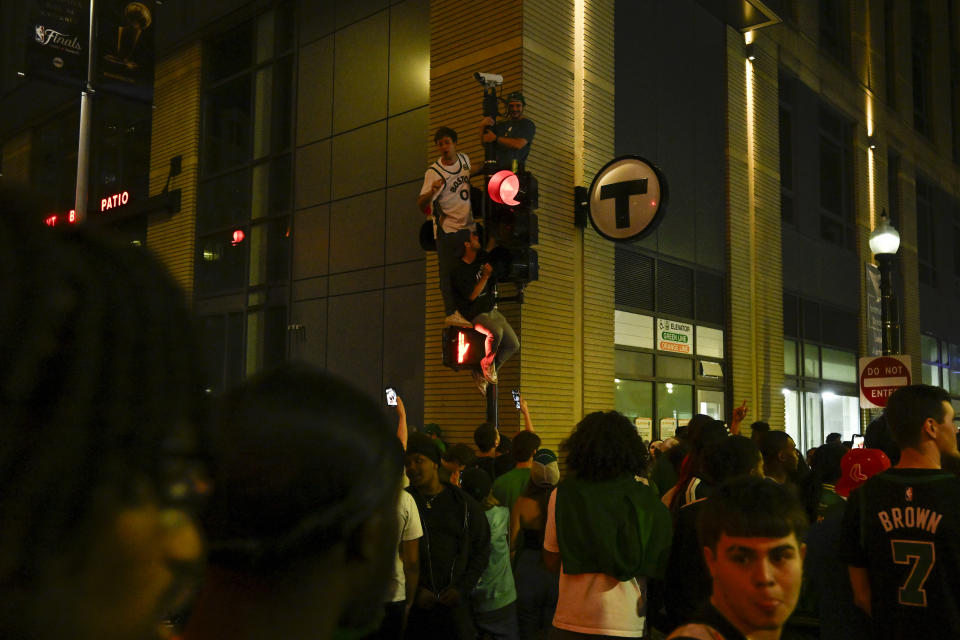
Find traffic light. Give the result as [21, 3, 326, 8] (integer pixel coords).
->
[442, 326, 485, 371]
[486, 169, 538, 283]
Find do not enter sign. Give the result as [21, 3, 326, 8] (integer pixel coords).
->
[859, 355, 912, 409]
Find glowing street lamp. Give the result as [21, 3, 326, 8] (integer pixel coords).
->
[869, 210, 901, 355]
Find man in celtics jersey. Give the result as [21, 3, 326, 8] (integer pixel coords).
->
[839, 384, 960, 639]
[418, 126, 484, 327]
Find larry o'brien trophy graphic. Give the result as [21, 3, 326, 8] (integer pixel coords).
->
[103, 2, 151, 69]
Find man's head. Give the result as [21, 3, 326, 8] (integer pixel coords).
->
[825, 432, 842, 444]
[512, 431, 541, 463]
[760, 430, 799, 477]
[0, 186, 207, 639]
[505, 91, 525, 120]
[423, 423, 443, 440]
[441, 444, 475, 485]
[434, 127, 458, 161]
[698, 476, 808, 636]
[750, 421, 771, 442]
[474, 422, 499, 453]
[865, 413, 900, 465]
[885, 384, 957, 463]
[405, 433, 442, 489]
[835, 448, 891, 497]
[702, 435, 764, 485]
[206, 363, 404, 630]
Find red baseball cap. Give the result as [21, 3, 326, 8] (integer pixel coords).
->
[836, 448, 891, 497]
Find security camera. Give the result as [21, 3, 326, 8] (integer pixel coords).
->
[474, 72, 503, 87]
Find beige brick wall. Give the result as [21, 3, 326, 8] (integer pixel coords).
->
[146, 42, 202, 295]
[726, 30, 785, 429]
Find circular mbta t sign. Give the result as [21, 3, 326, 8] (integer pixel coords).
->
[588, 155, 669, 242]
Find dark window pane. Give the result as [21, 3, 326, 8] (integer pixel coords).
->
[207, 21, 252, 83]
[204, 76, 252, 174]
[198, 169, 252, 232]
[226, 312, 245, 388]
[275, 1, 295, 56]
[615, 349, 654, 379]
[248, 217, 291, 285]
[270, 154, 292, 213]
[196, 228, 249, 294]
[819, 139, 842, 214]
[820, 215, 845, 246]
[780, 108, 793, 189]
[272, 56, 293, 152]
[263, 305, 288, 368]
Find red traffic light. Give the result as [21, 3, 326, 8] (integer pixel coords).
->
[488, 170, 520, 206]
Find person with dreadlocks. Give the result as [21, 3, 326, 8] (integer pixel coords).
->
[182, 364, 404, 640]
[0, 186, 206, 640]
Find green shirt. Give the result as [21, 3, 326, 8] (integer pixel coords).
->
[492, 467, 530, 511]
[472, 505, 517, 612]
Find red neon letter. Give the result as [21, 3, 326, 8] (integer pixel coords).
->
[457, 331, 470, 363]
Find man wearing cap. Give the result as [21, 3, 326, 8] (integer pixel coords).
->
[839, 384, 960, 640]
[423, 422, 447, 455]
[404, 433, 490, 639]
[480, 91, 536, 172]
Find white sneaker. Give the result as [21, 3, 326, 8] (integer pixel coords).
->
[471, 370, 489, 396]
[481, 355, 498, 385]
[444, 311, 473, 327]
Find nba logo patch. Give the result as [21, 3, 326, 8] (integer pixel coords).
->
[905, 487, 913, 502]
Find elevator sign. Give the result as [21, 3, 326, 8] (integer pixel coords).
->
[859, 355, 912, 409]
[587, 155, 669, 242]
[657, 318, 693, 354]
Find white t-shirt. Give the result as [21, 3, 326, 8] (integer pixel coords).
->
[388, 489, 423, 603]
[543, 489, 647, 637]
[419, 153, 474, 234]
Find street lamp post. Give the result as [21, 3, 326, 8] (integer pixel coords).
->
[868, 210, 901, 355]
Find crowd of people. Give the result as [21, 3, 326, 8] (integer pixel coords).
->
[5, 86, 960, 640]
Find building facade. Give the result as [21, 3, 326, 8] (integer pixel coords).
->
[3, 0, 960, 453]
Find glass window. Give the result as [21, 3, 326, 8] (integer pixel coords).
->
[615, 311, 654, 349]
[615, 349, 654, 379]
[656, 355, 694, 380]
[697, 389, 724, 420]
[204, 76, 252, 174]
[804, 344, 821, 378]
[206, 21, 252, 83]
[615, 379, 654, 426]
[196, 228, 249, 294]
[784, 388, 800, 446]
[822, 393, 859, 442]
[656, 382, 693, 430]
[198, 169, 251, 232]
[821, 347, 856, 382]
[784, 339, 797, 376]
[802, 391, 823, 454]
[696, 326, 724, 358]
[921, 334, 939, 363]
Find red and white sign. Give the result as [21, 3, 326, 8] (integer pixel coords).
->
[859, 355, 912, 409]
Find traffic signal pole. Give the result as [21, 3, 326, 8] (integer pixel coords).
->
[481, 85, 499, 427]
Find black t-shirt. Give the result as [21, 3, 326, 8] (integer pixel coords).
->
[669, 603, 748, 640]
[450, 253, 494, 321]
[665, 499, 711, 628]
[491, 117, 535, 170]
[839, 468, 960, 639]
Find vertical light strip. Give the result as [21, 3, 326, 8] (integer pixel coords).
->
[573, 0, 585, 422]
[867, 94, 876, 230]
[745, 32, 760, 415]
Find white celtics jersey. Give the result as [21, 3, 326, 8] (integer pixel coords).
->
[420, 152, 474, 233]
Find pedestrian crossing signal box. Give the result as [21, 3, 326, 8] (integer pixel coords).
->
[442, 326, 485, 371]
